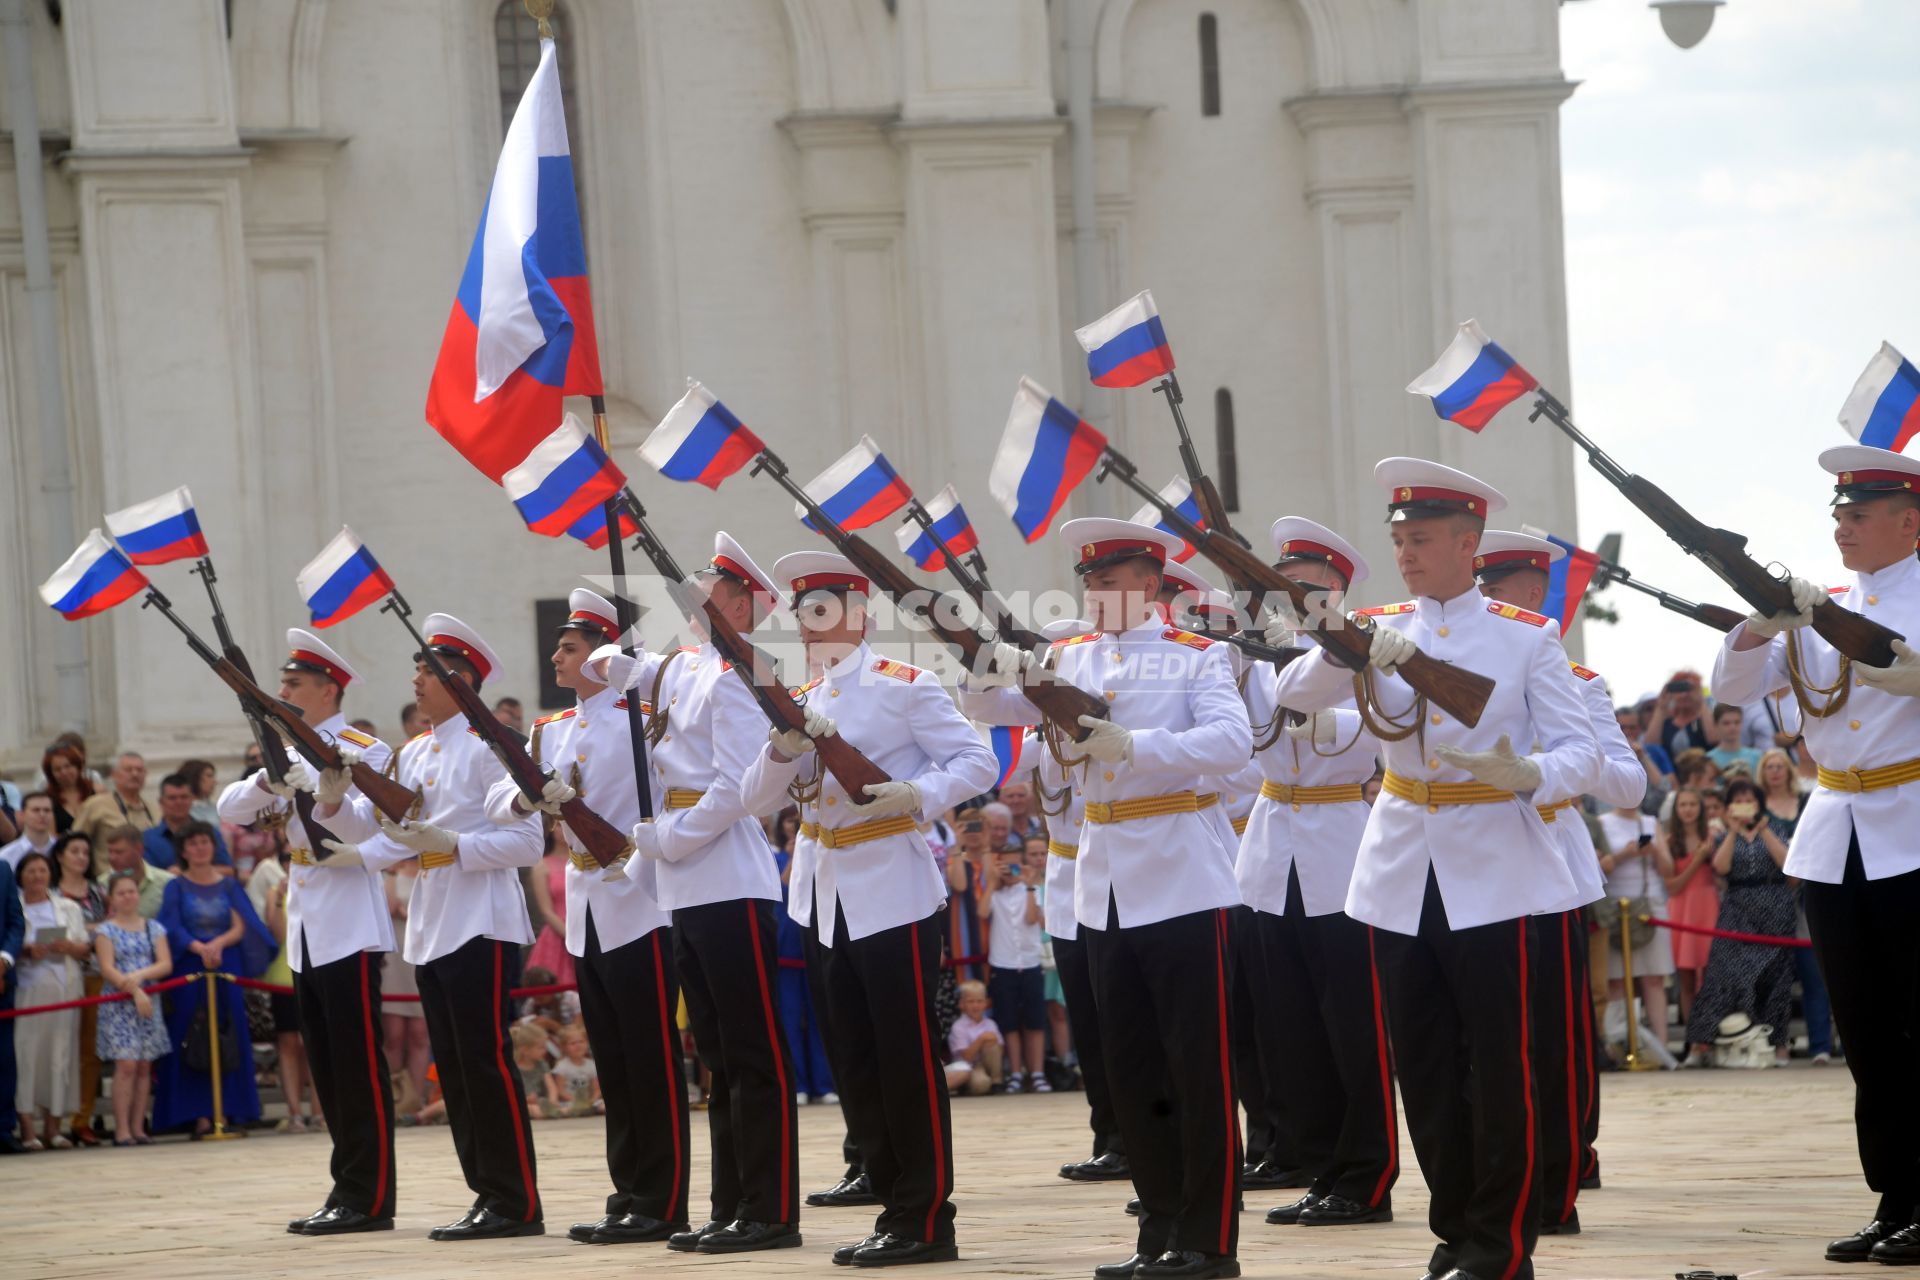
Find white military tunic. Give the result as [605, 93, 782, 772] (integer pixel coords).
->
[1532, 661, 1649, 910]
[740, 641, 998, 945]
[1031, 728, 1087, 941]
[483, 681, 671, 956]
[962, 615, 1252, 931]
[1273, 591, 1597, 935]
[216, 715, 395, 970]
[334, 712, 543, 964]
[1712, 555, 1920, 882]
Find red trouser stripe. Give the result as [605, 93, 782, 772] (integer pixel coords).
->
[651, 930, 685, 1224]
[490, 943, 539, 1221]
[1213, 910, 1236, 1256]
[359, 952, 391, 1217]
[1502, 920, 1538, 1280]
[908, 921, 949, 1242]
[1364, 926, 1398, 1206]
[1558, 915, 1580, 1220]
[745, 903, 794, 1219]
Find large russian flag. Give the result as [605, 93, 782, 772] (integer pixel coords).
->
[895, 485, 979, 571]
[297, 527, 395, 628]
[1128, 475, 1206, 562]
[1407, 320, 1538, 432]
[989, 376, 1108, 543]
[39, 530, 149, 621]
[424, 37, 601, 483]
[798, 436, 913, 532]
[504, 413, 627, 536]
[104, 486, 210, 565]
[1838, 342, 1920, 453]
[638, 380, 765, 489]
[1075, 289, 1175, 389]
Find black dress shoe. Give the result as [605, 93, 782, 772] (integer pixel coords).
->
[810, 1168, 878, 1206]
[1135, 1250, 1240, 1278]
[696, 1220, 803, 1253]
[1094, 1254, 1153, 1279]
[1870, 1222, 1920, 1264]
[1063, 1151, 1133, 1182]
[1241, 1159, 1305, 1190]
[1434, 1270, 1490, 1280]
[1125, 1198, 1142, 1216]
[429, 1208, 545, 1241]
[1264, 1193, 1322, 1225]
[668, 1220, 725, 1252]
[301, 1208, 394, 1236]
[288, 1205, 337, 1233]
[849, 1233, 960, 1267]
[1829, 1219, 1904, 1262]
[431, 1203, 485, 1237]
[570, 1215, 618, 1243]
[1538, 1208, 1580, 1236]
[1578, 1172, 1601, 1190]
[835, 1234, 886, 1265]
[1299, 1193, 1392, 1226]
[593, 1213, 685, 1244]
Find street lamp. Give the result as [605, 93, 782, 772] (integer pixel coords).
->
[1650, 0, 1724, 49]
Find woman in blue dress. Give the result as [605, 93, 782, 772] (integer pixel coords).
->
[152, 822, 274, 1136]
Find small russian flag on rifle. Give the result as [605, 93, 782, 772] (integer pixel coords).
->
[39, 530, 148, 620]
[988, 725, 1025, 789]
[566, 506, 637, 550]
[895, 485, 979, 571]
[1128, 476, 1206, 562]
[1075, 289, 1175, 389]
[989, 376, 1107, 543]
[798, 436, 914, 532]
[297, 527, 395, 628]
[504, 414, 627, 537]
[638, 380, 764, 489]
[104, 487, 209, 566]
[1838, 342, 1920, 453]
[1408, 320, 1538, 431]
[1524, 526, 1603, 637]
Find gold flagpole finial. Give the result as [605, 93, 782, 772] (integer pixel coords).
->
[525, 0, 555, 39]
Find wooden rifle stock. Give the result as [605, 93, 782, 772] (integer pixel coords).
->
[1691, 602, 1746, 633]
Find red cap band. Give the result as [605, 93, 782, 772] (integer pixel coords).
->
[790, 571, 868, 596]
[711, 554, 776, 611]
[1389, 484, 1483, 514]
[287, 648, 351, 688]
[1473, 549, 1550, 574]
[426, 632, 492, 682]
[1276, 538, 1355, 583]
[1076, 538, 1169, 569]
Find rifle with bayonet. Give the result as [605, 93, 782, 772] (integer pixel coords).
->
[615, 488, 893, 798]
[1527, 389, 1901, 664]
[1096, 447, 1498, 727]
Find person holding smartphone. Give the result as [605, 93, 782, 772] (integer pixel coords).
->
[1681, 778, 1795, 1066]
[1595, 802, 1676, 1055]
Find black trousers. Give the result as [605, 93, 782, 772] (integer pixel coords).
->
[576, 912, 690, 1224]
[1575, 907, 1602, 1186]
[1086, 900, 1239, 1261]
[1802, 835, 1920, 1225]
[1377, 872, 1540, 1280]
[1529, 909, 1590, 1228]
[801, 900, 864, 1179]
[1051, 932, 1123, 1159]
[675, 898, 801, 1225]
[821, 901, 956, 1244]
[1251, 872, 1399, 1207]
[1228, 904, 1290, 1171]
[416, 936, 541, 1223]
[293, 935, 397, 1218]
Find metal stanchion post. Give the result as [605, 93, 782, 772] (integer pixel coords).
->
[1618, 898, 1660, 1072]
[202, 971, 242, 1140]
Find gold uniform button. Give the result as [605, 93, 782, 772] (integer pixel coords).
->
[1104, 690, 1117, 701]
[1857, 678, 1866, 688]
[577, 753, 587, 762]
[830, 689, 841, 698]
[1427, 804, 1439, 815]
[1290, 765, 1300, 775]
[1291, 803, 1302, 813]
[1849, 719, 1861, 730]
[1428, 758, 1441, 770]
[431, 744, 441, 754]
[425, 777, 436, 788]
[1437, 626, 1450, 638]
[1430, 713, 1443, 726]
[1103, 771, 1115, 782]
[1868, 595, 1879, 605]
[825, 796, 837, 807]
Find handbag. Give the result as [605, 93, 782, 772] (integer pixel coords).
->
[182, 981, 241, 1074]
[1594, 814, 1657, 951]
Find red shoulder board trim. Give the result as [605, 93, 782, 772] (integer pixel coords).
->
[1051, 632, 1100, 648]
[1162, 627, 1216, 649]
[635, 700, 654, 716]
[1569, 662, 1600, 682]
[407, 730, 432, 744]
[718, 659, 733, 674]
[533, 708, 577, 727]
[678, 645, 699, 653]
[1829, 585, 1850, 596]
[1356, 602, 1416, 617]
[466, 725, 484, 738]
[1487, 601, 1550, 627]
[612, 697, 629, 711]
[337, 727, 377, 748]
[872, 657, 922, 682]
[791, 678, 822, 698]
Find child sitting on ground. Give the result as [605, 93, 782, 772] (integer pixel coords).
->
[544, 1025, 602, 1118]
[944, 980, 1005, 1096]
[511, 1023, 555, 1119]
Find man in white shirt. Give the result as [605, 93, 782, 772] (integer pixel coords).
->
[0, 794, 57, 870]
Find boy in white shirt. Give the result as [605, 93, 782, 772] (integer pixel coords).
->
[983, 848, 1049, 1093]
[944, 981, 1005, 1095]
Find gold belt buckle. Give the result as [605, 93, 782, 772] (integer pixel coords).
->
[1838, 768, 1867, 793]
[1400, 778, 1431, 805]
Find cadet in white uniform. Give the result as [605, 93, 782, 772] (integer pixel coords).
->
[321, 614, 545, 1241]
[1271, 461, 1597, 1280]
[1710, 445, 1920, 1266]
[483, 590, 688, 1246]
[585, 537, 800, 1254]
[739, 552, 997, 1268]
[1474, 530, 1648, 1236]
[218, 630, 397, 1236]
[1242, 519, 1398, 1230]
[966, 519, 1251, 1280]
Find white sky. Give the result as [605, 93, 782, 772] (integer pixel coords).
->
[1557, 0, 1920, 700]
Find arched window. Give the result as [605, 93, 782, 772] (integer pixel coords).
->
[494, 0, 584, 148]
[1199, 13, 1221, 117]
[1214, 388, 1240, 513]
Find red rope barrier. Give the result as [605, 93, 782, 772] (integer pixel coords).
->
[226, 976, 579, 1002]
[0, 974, 198, 1020]
[1644, 916, 1811, 949]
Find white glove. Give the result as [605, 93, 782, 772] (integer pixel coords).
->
[317, 839, 364, 868]
[377, 816, 458, 857]
[1744, 576, 1823, 639]
[770, 708, 837, 760]
[1284, 711, 1337, 746]
[847, 779, 923, 820]
[970, 641, 1033, 689]
[1260, 603, 1302, 649]
[313, 747, 360, 807]
[603, 854, 631, 882]
[530, 775, 576, 816]
[262, 764, 302, 800]
[1433, 734, 1543, 793]
[628, 821, 665, 861]
[1366, 623, 1417, 674]
[1075, 714, 1135, 765]
[1852, 638, 1920, 699]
